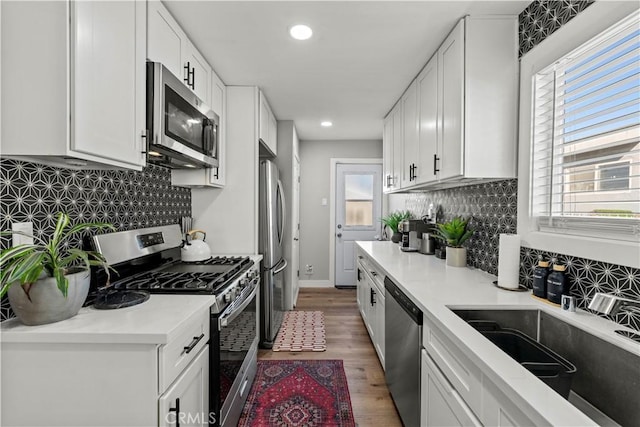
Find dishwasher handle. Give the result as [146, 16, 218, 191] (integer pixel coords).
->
[384, 276, 423, 324]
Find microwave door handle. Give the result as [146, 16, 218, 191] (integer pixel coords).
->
[203, 119, 213, 155]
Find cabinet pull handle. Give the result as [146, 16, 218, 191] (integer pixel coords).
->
[140, 129, 149, 154]
[213, 167, 219, 179]
[370, 288, 376, 306]
[183, 333, 204, 354]
[433, 154, 440, 175]
[184, 62, 191, 86]
[357, 269, 362, 281]
[169, 397, 181, 427]
[190, 67, 195, 90]
[412, 163, 417, 180]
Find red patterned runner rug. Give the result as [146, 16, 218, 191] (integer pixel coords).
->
[272, 311, 326, 352]
[238, 360, 355, 427]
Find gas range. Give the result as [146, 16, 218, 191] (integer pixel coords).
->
[91, 225, 259, 313]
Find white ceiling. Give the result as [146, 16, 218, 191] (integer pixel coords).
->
[164, 1, 530, 141]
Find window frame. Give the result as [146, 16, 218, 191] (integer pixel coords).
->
[517, 2, 640, 269]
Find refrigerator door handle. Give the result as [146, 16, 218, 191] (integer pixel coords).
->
[277, 179, 287, 246]
[273, 258, 288, 275]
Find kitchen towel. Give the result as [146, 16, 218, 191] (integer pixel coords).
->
[498, 234, 521, 289]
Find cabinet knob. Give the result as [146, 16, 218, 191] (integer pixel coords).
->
[337, 233, 342, 238]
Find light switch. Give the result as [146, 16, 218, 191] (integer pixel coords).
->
[321, 198, 327, 206]
[12, 222, 34, 247]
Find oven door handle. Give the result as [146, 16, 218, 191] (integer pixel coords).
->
[219, 284, 258, 329]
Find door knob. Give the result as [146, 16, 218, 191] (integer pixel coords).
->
[337, 233, 342, 238]
[337, 224, 342, 229]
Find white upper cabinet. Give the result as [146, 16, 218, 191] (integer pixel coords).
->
[147, 1, 187, 79]
[72, 1, 147, 168]
[391, 103, 403, 191]
[438, 21, 465, 181]
[400, 80, 419, 188]
[185, 45, 212, 106]
[383, 16, 518, 191]
[1, 1, 147, 170]
[383, 115, 394, 192]
[147, 1, 212, 106]
[416, 53, 439, 185]
[259, 91, 278, 156]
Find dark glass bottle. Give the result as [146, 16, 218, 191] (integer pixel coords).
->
[547, 265, 568, 304]
[532, 261, 550, 298]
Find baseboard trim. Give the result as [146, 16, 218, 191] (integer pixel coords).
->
[299, 280, 333, 288]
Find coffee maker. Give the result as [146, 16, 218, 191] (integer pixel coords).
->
[400, 219, 435, 252]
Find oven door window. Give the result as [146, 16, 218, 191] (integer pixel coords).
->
[218, 295, 257, 405]
[164, 85, 209, 155]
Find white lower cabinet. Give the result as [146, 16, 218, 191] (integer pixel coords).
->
[159, 347, 209, 427]
[421, 317, 538, 427]
[0, 309, 210, 426]
[356, 252, 385, 369]
[421, 350, 482, 427]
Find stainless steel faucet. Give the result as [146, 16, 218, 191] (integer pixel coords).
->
[588, 292, 640, 316]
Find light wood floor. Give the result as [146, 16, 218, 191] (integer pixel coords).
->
[258, 287, 403, 427]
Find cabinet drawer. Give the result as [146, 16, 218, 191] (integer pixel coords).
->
[159, 310, 209, 392]
[423, 321, 482, 414]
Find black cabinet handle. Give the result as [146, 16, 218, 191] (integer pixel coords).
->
[184, 62, 191, 86]
[370, 288, 376, 306]
[183, 333, 204, 354]
[169, 397, 181, 427]
[213, 167, 219, 179]
[183, 62, 195, 89]
[357, 269, 362, 281]
[412, 163, 417, 181]
[433, 154, 440, 175]
[386, 174, 392, 187]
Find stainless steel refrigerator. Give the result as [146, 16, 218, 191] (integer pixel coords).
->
[259, 159, 287, 348]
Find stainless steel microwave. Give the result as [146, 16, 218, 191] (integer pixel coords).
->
[146, 62, 219, 169]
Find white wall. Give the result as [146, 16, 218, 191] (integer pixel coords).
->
[191, 86, 259, 255]
[299, 139, 383, 282]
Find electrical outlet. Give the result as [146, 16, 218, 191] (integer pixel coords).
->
[305, 264, 313, 274]
[12, 222, 34, 247]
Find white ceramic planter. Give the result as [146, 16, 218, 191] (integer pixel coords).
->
[7, 269, 90, 325]
[446, 247, 467, 267]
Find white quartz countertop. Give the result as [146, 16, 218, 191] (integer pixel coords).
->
[0, 254, 263, 345]
[357, 241, 640, 427]
[0, 294, 216, 345]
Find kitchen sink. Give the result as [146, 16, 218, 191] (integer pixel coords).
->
[452, 308, 640, 427]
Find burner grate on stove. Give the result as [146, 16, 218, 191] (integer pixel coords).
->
[110, 256, 253, 294]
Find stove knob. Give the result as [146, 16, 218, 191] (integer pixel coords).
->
[240, 278, 248, 287]
[224, 292, 232, 303]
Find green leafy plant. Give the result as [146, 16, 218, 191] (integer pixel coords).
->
[380, 210, 412, 233]
[435, 217, 474, 248]
[0, 213, 115, 298]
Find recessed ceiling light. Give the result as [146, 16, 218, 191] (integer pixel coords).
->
[321, 121, 333, 127]
[290, 24, 313, 40]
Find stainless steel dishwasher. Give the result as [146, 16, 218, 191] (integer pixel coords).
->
[385, 276, 423, 427]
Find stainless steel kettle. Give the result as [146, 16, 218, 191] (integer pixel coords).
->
[181, 230, 212, 262]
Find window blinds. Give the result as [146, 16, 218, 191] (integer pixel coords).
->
[531, 11, 640, 240]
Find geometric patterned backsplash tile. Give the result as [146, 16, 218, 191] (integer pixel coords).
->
[0, 158, 191, 321]
[403, 178, 640, 332]
[518, 0, 594, 57]
[520, 247, 640, 332]
[405, 179, 518, 276]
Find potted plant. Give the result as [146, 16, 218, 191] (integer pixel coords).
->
[380, 210, 412, 243]
[435, 217, 474, 267]
[0, 213, 115, 325]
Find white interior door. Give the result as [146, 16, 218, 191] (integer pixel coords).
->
[335, 163, 382, 287]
